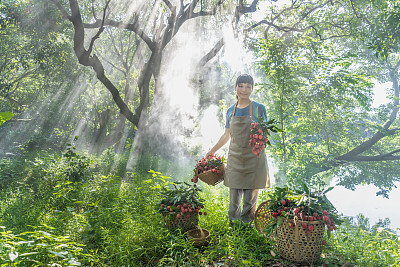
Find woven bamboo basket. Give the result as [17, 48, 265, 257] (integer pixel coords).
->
[187, 227, 210, 246]
[196, 164, 225, 186]
[276, 219, 325, 264]
[162, 211, 199, 232]
[254, 200, 273, 235]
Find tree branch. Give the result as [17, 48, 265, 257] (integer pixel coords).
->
[235, 0, 259, 23]
[179, 0, 224, 23]
[195, 0, 259, 69]
[337, 149, 400, 162]
[1, 95, 22, 107]
[336, 128, 399, 161]
[96, 49, 126, 75]
[341, 70, 399, 158]
[10, 68, 38, 86]
[197, 38, 224, 68]
[59, 0, 140, 127]
[162, 0, 174, 11]
[91, 0, 98, 21]
[310, 25, 352, 41]
[127, 34, 141, 70]
[246, 19, 308, 33]
[91, 54, 139, 125]
[349, 0, 372, 25]
[108, 30, 129, 72]
[244, 0, 345, 40]
[49, 0, 70, 19]
[192, 0, 224, 17]
[87, 0, 110, 56]
[83, 19, 156, 51]
[394, 60, 400, 71]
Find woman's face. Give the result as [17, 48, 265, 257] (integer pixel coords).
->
[236, 82, 252, 100]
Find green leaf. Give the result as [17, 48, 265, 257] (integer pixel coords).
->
[9, 250, 18, 262]
[0, 112, 14, 125]
[277, 217, 284, 226]
[49, 250, 67, 258]
[301, 180, 310, 194]
[323, 186, 335, 194]
[19, 252, 39, 256]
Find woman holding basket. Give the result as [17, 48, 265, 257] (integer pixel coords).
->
[206, 74, 270, 228]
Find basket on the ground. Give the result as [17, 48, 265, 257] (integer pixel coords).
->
[254, 200, 273, 235]
[276, 219, 325, 264]
[162, 211, 199, 232]
[196, 164, 225, 186]
[187, 227, 210, 246]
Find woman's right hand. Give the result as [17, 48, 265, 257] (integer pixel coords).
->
[206, 150, 214, 158]
[205, 128, 230, 159]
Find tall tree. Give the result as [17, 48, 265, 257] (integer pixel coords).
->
[252, 0, 399, 194]
[48, 0, 262, 155]
[89, 28, 141, 154]
[50, 0, 224, 128]
[0, 0, 84, 152]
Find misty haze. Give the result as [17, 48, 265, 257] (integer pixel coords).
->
[0, 0, 399, 265]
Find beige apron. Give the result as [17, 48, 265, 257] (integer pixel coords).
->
[224, 101, 270, 189]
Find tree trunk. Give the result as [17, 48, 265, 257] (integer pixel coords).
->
[91, 109, 111, 154]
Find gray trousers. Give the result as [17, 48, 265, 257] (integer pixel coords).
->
[228, 188, 259, 224]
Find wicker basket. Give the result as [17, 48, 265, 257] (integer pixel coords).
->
[254, 200, 273, 235]
[187, 227, 210, 246]
[197, 164, 225, 186]
[162, 211, 199, 232]
[276, 219, 325, 264]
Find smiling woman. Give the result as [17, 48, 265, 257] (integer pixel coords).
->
[236, 79, 253, 100]
[206, 74, 270, 227]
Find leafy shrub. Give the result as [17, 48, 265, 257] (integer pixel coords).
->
[0, 159, 16, 189]
[0, 225, 90, 266]
[98, 147, 129, 177]
[62, 143, 92, 183]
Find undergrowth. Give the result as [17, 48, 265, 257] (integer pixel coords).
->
[0, 148, 399, 266]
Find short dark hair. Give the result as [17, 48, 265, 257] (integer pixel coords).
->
[235, 74, 254, 87]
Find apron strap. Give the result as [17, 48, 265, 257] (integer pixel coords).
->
[232, 100, 252, 117]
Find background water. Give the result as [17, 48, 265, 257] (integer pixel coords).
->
[326, 181, 400, 234]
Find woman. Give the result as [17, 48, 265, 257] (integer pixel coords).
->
[206, 74, 270, 227]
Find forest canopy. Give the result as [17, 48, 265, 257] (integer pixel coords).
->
[0, 0, 399, 195]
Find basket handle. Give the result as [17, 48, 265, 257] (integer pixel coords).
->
[199, 227, 205, 239]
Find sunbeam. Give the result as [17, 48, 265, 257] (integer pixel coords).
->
[1, 0, 399, 265]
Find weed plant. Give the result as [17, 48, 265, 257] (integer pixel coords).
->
[0, 148, 399, 266]
[325, 215, 400, 266]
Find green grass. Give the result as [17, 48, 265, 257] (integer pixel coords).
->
[0, 149, 399, 266]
